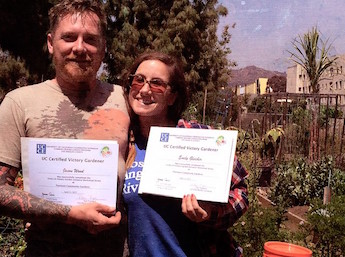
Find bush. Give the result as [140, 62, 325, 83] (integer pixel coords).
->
[230, 202, 290, 256]
[270, 156, 343, 206]
[0, 50, 29, 102]
[301, 195, 345, 256]
[0, 216, 26, 257]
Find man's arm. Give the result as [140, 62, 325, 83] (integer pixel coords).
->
[0, 163, 70, 221]
[0, 163, 121, 234]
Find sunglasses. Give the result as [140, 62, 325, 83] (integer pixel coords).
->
[129, 74, 169, 93]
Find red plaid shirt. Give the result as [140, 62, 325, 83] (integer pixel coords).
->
[177, 119, 249, 257]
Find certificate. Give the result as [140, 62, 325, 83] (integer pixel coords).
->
[21, 138, 118, 208]
[138, 127, 238, 203]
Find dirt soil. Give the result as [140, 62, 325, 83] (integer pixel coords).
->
[284, 205, 309, 232]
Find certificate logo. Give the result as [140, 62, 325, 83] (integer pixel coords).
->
[101, 146, 112, 157]
[36, 144, 46, 154]
[216, 135, 226, 146]
[160, 133, 169, 142]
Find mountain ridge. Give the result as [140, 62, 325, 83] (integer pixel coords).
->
[229, 65, 286, 87]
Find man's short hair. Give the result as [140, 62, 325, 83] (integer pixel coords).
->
[48, 0, 107, 38]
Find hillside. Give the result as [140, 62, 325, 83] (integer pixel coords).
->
[229, 65, 286, 87]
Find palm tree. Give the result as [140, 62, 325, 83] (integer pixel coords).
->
[288, 26, 337, 93]
[288, 26, 337, 160]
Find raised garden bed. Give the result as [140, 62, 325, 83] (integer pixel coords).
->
[257, 188, 308, 232]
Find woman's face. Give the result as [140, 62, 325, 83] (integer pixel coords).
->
[129, 60, 177, 119]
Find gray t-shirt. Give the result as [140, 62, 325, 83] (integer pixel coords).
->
[0, 80, 130, 257]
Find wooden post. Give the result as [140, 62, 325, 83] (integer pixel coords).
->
[202, 88, 207, 124]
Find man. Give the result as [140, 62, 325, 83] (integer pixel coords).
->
[0, 0, 129, 256]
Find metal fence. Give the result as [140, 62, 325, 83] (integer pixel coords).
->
[229, 92, 345, 166]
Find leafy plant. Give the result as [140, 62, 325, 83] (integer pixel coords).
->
[230, 203, 289, 256]
[0, 217, 26, 257]
[319, 105, 344, 128]
[301, 195, 345, 256]
[231, 154, 291, 256]
[261, 127, 284, 160]
[270, 156, 343, 206]
[0, 172, 25, 256]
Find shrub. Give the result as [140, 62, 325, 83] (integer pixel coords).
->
[270, 156, 343, 206]
[301, 195, 345, 256]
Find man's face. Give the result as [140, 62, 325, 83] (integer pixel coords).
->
[47, 12, 105, 88]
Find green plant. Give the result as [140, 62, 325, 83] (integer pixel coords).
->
[260, 127, 284, 160]
[0, 216, 26, 257]
[230, 203, 289, 256]
[319, 106, 344, 128]
[231, 154, 291, 256]
[300, 195, 345, 256]
[248, 96, 266, 113]
[269, 156, 341, 206]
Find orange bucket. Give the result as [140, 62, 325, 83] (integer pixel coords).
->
[263, 241, 312, 257]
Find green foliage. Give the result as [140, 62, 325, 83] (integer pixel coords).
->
[301, 195, 345, 256]
[104, 0, 235, 97]
[248, 96, 266, 113]
[287, 105, 311, 155]
[0, 51, 29, 101]
[0, 1, 53, 80]
[292, 105, 311, 125]
[270, 156, 343, 206]
[267, 75, 286, 92]
[231, 154, 291, 256]
[0, 217, 26, 257]
[288, 26, 337, 93]
[182, 102, 201, 122]
[319, 105, 343, 128]
[230, 203, 289, 256]
[261, 127, 284, 160]
[232, 127, 253, 154]
[234, 152, 345, 256]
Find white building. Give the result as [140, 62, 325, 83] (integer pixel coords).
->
[287, 54, 345, 96]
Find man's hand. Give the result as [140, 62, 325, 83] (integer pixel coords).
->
[181, 194, 212, 223]
[67, 202, 121, 234]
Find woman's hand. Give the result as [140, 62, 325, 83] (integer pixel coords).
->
[181, 194, 212, 223]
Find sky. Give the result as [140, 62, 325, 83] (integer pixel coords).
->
[218, 0, 345, 72]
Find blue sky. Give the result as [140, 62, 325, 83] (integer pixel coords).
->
[218, 0, 345, 72]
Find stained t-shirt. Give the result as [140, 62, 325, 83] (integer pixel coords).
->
[0, 80, 130, 257]
[123, 136, 202, 257]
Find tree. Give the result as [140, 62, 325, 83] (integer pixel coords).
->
[0, 0, 235, 120]
[0, 50, 29, 102]
[288, 26, 337, 94]
[288, 27, 337, 160]
[0, 1, 53, 82]
[104, 0, 235, 104]
[267, 75, 286, 92]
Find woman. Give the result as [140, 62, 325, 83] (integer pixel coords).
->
[122, 51, 249, 257]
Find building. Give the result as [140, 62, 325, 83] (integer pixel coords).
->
[236, 77, 269, 96]
[286, 54, 345, 107]
[287, 54, 345, 95]
[286, 64, 309, 93]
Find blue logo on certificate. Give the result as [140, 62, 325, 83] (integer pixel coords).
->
[160, 133, 169, 142]
[36, 144, 46, 154]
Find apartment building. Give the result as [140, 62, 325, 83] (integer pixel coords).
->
[236, 77, 269, 96]
[286, 63, 309, 93]
[286, 54, 345, 109]
[287, 54, 345, 95]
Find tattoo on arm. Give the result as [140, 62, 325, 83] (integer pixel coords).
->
[0, 163, 18, 186]
[0, 163, 71, 223]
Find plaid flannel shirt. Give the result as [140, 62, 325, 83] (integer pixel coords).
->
[177, 119, 249, 257]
